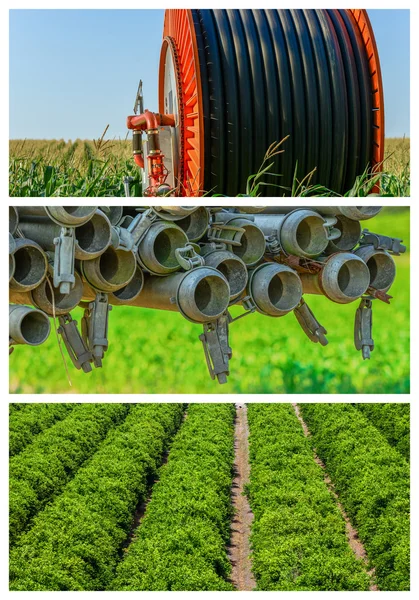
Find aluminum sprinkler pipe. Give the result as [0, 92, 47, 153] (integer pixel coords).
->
[18, 210, 112, 260]
[9, 233, 16, 282]
[354, 246, 396, 292]
[130, 267, 230, 323]
[247, 210, 332, 258]
[80, 247, 137, 293]
[17, 206, 97, 227]
[9, 271, 84, 316]
[260, 206, 382, 221]
[210, 215, 266, 266]
[9, 238, 48, 292]
[99, 206, 124, 226]
[81, 266, 145, 306]
[300, 252, 370, 304]
[202, 249, 248, 300]
[137, 221, 189, 275]
[175, 207, 210, 242]
[9, 207, 18, 235]
[324, 215, 362, 254]
[247, 263, 303, 316]
[9, 304, 51, 346]
[152, 206, 200, 219]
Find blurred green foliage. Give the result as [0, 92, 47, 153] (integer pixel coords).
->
[9, 209, 409, 394]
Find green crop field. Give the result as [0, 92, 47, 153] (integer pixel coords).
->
[9, 209, 410, 395]
[9, 137, 410, 196]
[9, 402, 410, 591]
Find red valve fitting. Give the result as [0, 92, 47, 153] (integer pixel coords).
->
[127, 110, 175, 195]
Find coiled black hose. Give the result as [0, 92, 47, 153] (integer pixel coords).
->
[191, 9, 375, 196]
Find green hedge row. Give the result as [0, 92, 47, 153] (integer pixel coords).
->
[112, 403, 236, 591]
[9, 403, 75, 457]
[247, 403, 370, 591]
[300, 403, 410, 591]
[354, 403, 410, 461]
[9, 403, 129, 545]
[9, 403, 184, 591]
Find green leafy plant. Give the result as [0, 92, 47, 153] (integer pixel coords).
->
[112, 404, 235, 591]
[299, 403, 410, 591]
[9, 403, 128, 544]
[247, 404, 371, 591]
[9, 404, 184, 591]
[9, 403, 74, 457]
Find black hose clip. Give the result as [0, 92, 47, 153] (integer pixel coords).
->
[57, 314, 93, 373]
[294, 298, 328, 346]
[81, 293, 112, 368]
[199, 313, 232, 384]
[359, 229, 406, 255]
[354, 298, 374, 360]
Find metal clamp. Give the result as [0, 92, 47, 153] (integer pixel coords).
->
[113, 208, 157, 252]
[57, 314, 93, 372]
[294, 298, 328, 346]
[175, 244, 204, 270]
[53, 227, 76, 295]
[265, 234, 282, 255]
[323, 217, 341, 241]
[359, 229, 406, 255]
[207, 223, 246, 246]
[199, 313, 232, 384]
[354, 298, 374, 360]
[81, 293, 112, 368]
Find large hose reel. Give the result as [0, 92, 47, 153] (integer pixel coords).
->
[128, 9, 384, 196]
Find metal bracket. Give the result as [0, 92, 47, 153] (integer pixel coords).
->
[199, 241, 228, 254]
[175, 244, 204, 270]
[354, 298, 374, 360]
[323, 217, 341, 241]
[123, 176, 134, 197]
[199, 312, 232, 384]
[359, 229, 406, 255]
[53, 227, 76, 295]
[294, 298, 328, 346]
[207, 223, 246, 247]
[81, 293, 112, 368]
[57, 314, 93, 372]
[133, 79, 144, 115]
[366, 287, 392, 304]
[265, 233, 282, 255]
[112, 208, 157, 252]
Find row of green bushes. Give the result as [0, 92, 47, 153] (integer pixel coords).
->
[247, 404, 370, 590]
[9, 403, 128, 544]
[354, 403, 410, 461]
[112, 404, 236, 591]
[9, 404, 184, 590]
[9, 403, 75, 457]
[300, 403, 410, 591]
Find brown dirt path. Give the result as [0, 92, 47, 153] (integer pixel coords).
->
[292, 403, 378, 591]
[228, 403, 256, 591]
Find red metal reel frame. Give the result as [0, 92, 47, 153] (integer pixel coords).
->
[350, 9, 385, 173]
[159, 9, 204, 197]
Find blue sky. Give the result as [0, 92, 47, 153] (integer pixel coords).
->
[9, 9, 410, 140]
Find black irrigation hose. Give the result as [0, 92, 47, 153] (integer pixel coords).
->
[192, 9, 375, 196]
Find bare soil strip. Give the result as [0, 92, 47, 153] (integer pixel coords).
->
[228, 403, 256, 591]
[292, 403, 378, 591]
